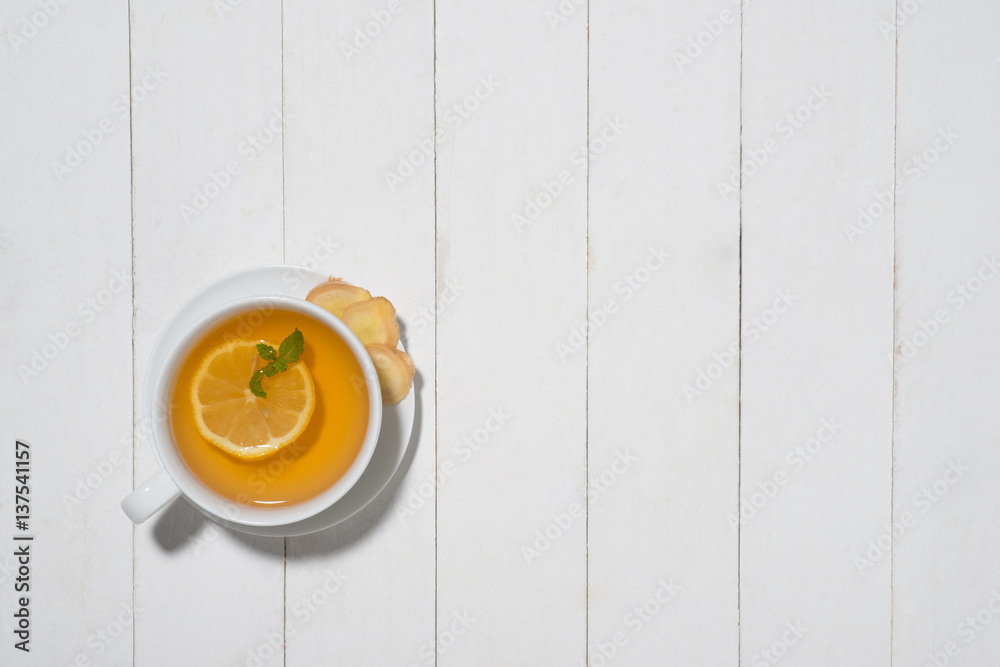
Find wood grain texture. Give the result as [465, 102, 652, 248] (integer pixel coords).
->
[5, 0, 1000, 664]
[587, 0, 741, 664]
[282, 0, 436, 664]
[0, 2, 132, 665]
[130, 2, 285, 666]
[740, 0, 895, 662]
[892, 0, 1000, 663]
[434, 0, 588, 663]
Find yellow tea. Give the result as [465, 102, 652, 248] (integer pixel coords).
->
[169, 305, 370, 510]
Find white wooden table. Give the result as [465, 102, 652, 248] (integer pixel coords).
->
[2, 0, 998, 664]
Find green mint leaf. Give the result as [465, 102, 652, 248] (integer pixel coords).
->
[278, 329, 305, 364]
[249, 370, 267, 398]
[256, 343, 277, 361]
[248, 329, 306, 398]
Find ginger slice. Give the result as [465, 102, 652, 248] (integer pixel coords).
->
[366, 344, 414, 405]
[306, 278, 372, 319]
[341, 297, 400, 347]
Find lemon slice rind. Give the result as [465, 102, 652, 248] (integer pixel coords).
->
[190, 339, 316, 460]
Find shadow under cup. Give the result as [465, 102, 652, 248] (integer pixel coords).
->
[150, 296, 382, 527]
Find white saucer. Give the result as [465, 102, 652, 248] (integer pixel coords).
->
[142, 265, 416, 537]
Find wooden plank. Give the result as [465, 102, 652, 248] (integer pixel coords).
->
[129, 2, 285, 665]
[434, 1, 588, 664]
[587, 0, 742, 663]
[0, 2, 132, 664]
[892, 0, 1000, 663]
[739, 0, 895, 662]
[281, 0, 436, 664]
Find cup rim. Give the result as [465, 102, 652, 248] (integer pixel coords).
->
[150, 295, 383, 526]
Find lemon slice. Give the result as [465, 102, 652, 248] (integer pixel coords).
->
[190, 339, 316, 460]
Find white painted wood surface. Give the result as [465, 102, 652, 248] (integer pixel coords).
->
[740, 0, 896, 663]
[434, 1, 587, 665]
[282, 1, 436, 665]
[1, 3, 132, 665]
[588, 1, 741, 664]
[893, 1, 1000, 664]
[1, 0, 998, 665]
[129, 3, 286, 667]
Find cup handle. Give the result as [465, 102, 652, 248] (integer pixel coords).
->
[121, 469, 181, 524]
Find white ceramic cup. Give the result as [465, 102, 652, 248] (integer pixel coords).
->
[121, 295, 382, 527]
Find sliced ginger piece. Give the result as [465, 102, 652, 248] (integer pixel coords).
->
[366, 344, 414, 405]
[306, 278, 372, 319]
[304, 277, 409, 402]
[341, 296, 400, 347]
